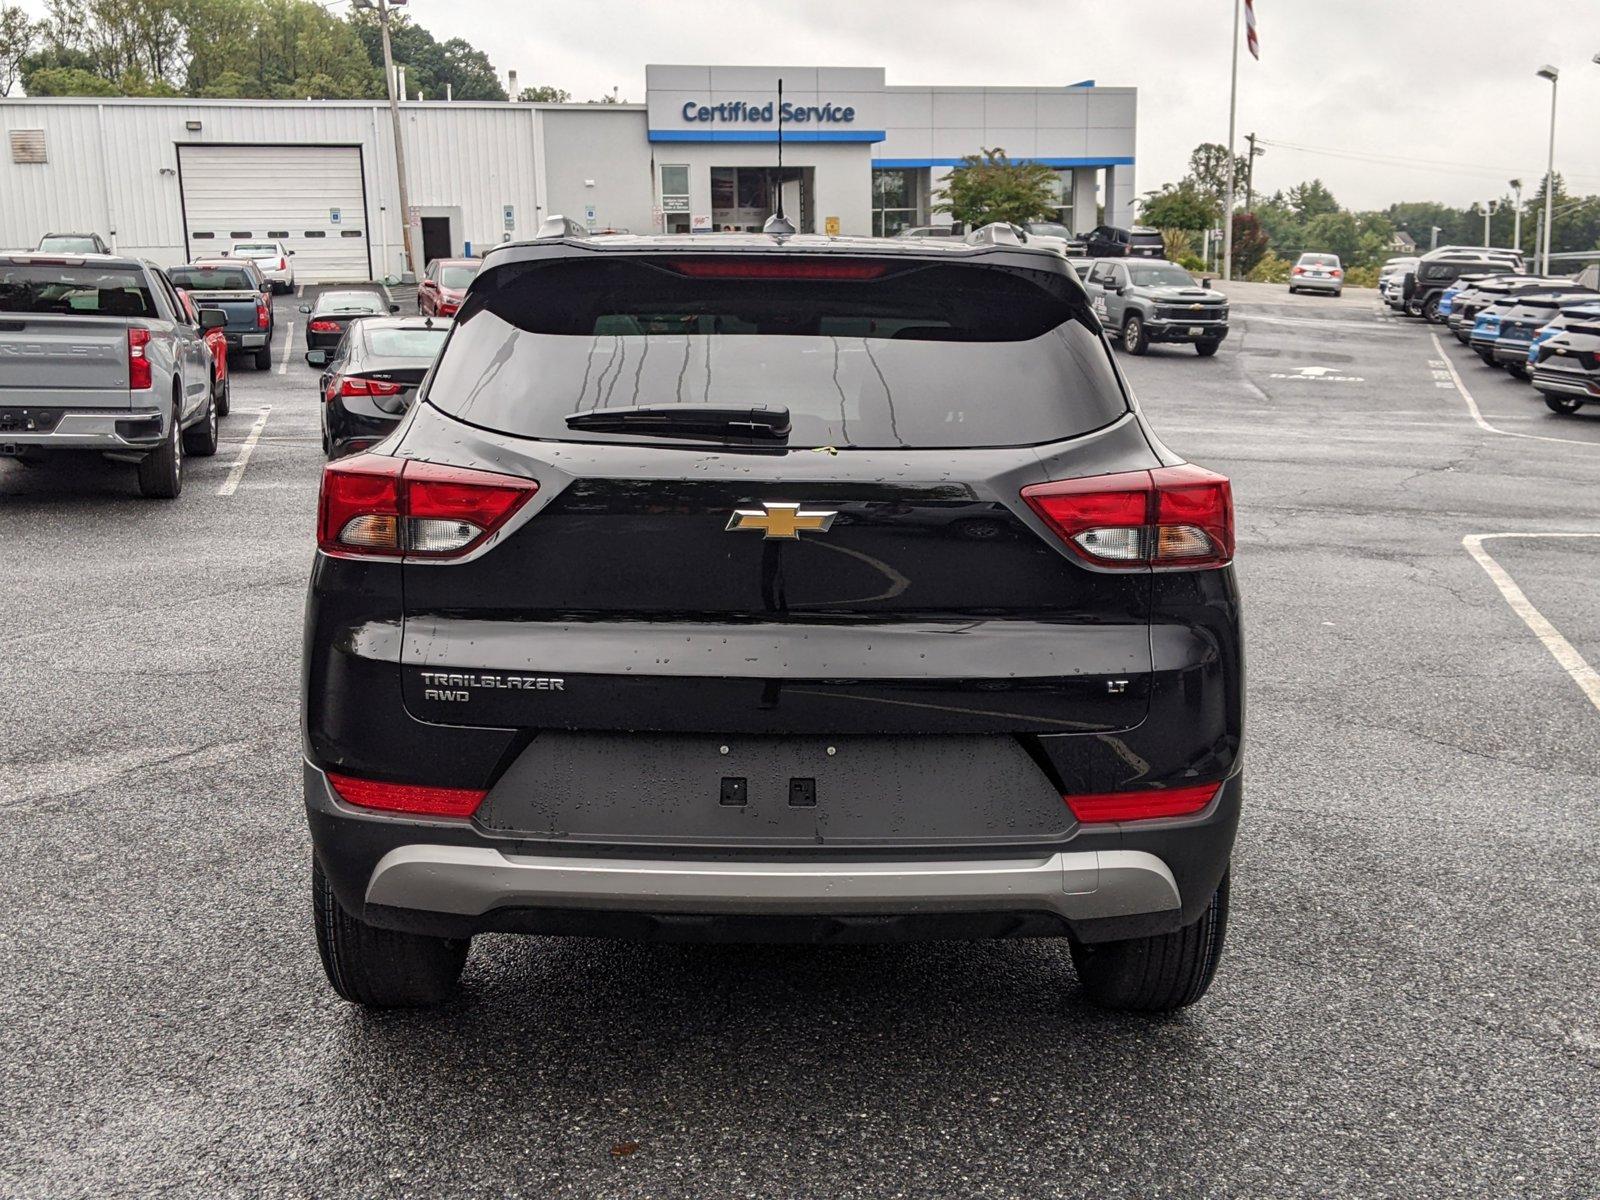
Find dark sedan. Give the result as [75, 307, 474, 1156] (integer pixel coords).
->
[299, 290, 398, 353]
[307, 315, 450, 458]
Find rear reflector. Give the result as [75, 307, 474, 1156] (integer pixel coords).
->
[1065, 782, 1220, 823]
[309, 319, 342, 333]
[327, 772, 487, 817]
[317, 455, 538, 559]
[1021, 464, 1234, 570]
[666, 258, 890, 281]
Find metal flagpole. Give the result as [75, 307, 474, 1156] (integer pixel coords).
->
[1222, 0, 1241, 281]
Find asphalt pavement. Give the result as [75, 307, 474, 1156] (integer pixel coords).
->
[1, 282, 1597, 1199]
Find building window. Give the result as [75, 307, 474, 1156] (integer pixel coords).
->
[872, 168, 922, 237]
[660, 164, 690, 233]
[1047, 169, 1075, 227]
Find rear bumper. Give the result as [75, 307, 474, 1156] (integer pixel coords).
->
[1292, 277, 1341, 292]
[1532, 369, 1598, 399]
[1492, 338, 1533, 365]
[306, 762, 1241, 944]
[223, 331, 269, 349]
[0, 405, 166, 451]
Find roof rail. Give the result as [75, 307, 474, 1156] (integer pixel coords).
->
[534, 215, 590, 240]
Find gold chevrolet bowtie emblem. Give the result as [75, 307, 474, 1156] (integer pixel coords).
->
[725, 501, 838, 540]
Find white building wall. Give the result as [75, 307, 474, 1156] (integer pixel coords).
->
[541, 107, 655, 235]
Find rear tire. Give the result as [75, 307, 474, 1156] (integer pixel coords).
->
[313, 857, 469, 1008]
[1071, 873, 1230, 1013]
[1195, 339, 1221, 357]
[136, 397, 183, 499]
[1121, 315, 1149, 355]
[1545, 395, 1583, 416]
[1422, 294, 1442, 323]
[182, 391, 218, 457]
[1506, 362, 1529, 380]
[254, 343, 272, 371]
[214, 370, 231, 418]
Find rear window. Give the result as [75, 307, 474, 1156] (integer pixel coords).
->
[367, 327, 449, 358]
[427, 255, 1127, 449]
[1300, 254, 1339, 266]
[316, 293, 386, 315]
[169, 266, 255, 291]
[0, 263, 154, 317]
[37, 236, 101, 253]
[234, 244, 278, 256]
[1129, 231, 1164, 247]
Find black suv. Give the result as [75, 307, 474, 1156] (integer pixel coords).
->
[1083, 225, 1166, 259]
[1404, 248, 1524, 322]
[303, 228, 1245, 1012]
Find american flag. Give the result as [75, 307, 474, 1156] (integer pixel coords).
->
[1245, 0, 1259, 60]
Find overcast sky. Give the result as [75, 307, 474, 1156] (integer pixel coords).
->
[16, 0, 1599, 210]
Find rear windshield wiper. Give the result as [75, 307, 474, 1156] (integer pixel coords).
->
[564, 404, 791, 441]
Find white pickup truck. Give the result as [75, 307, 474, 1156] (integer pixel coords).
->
[0, 254, 227, 497]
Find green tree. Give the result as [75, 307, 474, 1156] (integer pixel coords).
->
[1303, 210, 1360, 261]
[933, 147, 1057, 228]
[0, 3, 36, 96]
[1186, 141, 1249, 212]
[1139, 181, 1216, 231]
[1287, 179, 1339, 221]
[518, 84, 569, 102]
[350, 10, 504, 100]
[23, 64, 123, 94]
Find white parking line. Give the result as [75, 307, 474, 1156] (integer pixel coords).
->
[277, 321, 293, 375]
[1430, 332, 1598, 448]
[1463, 532, 1600, 714]
[218, 406, 271, 497]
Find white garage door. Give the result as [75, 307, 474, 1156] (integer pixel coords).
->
[178, 145, 370, 283]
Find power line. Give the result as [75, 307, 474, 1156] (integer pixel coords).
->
[1255, 137, 1600, 189]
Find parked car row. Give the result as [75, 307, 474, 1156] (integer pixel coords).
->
[1384, 245, 1526, 321]
[1440, 268, 1600, 415]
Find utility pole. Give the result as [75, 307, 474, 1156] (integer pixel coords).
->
[1221, 0, 1241, 280]
[377, 0, 420, 282]
[1479, 200, 1497, 247]
[1244, 132, 1263, 211]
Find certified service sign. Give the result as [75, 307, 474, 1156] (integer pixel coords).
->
[646, 65, 886, 143]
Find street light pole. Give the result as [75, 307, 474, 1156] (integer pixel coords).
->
[1536, 65, 1558, 275]
[1508, 179, 1522, 256]
[1221, 0, 1241, 281]
[377, 0, 420, 282]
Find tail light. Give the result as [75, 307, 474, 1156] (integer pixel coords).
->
[127, 327, 152, 390]
[336, 377, 403, 397]
[1292, 266, 1305, 275]
[327, 771, 486, 818]
[318, 455, 538, 559]
[256, 295, 270, 329]
[1021, 464, 1234, 570]
[309, 319, 342, 333]
[1065, 782, 1220, 823]
[1331, 268, 1343, 278]
[277, 257, 287, 271]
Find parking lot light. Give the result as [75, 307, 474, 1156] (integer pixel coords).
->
[1536, 65, 1558, 275]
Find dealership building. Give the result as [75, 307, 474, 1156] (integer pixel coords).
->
[0, 64, 1137, 283]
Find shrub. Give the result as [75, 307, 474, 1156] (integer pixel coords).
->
[1343, 265, 1380, 289]
[1247, 252, 1291, 284]
[1178, 254, 1207, 273]
[1159, 229, 1193, 262]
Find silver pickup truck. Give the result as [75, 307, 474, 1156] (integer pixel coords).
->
[0, 253, 227, 497]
